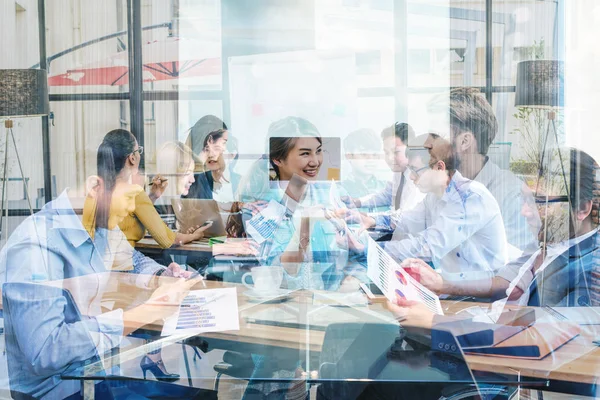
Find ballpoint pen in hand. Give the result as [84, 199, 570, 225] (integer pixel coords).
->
[149, 177, 168, 186]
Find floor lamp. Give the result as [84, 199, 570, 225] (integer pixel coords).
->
[0, 69, 49, 242]
[515, 60, 565, 254]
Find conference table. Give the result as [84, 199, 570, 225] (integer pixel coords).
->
[6, 272, 600, 399]
[135, 237, 213, 257]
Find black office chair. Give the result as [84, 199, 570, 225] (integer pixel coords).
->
[315, 322, 507, 400]
[211, 351, 256, 391]
[316, 322, 400, 400]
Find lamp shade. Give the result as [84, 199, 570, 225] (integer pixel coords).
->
[515, 60, 564, 108]
[0, 69, 49, 118]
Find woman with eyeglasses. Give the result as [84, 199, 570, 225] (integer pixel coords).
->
[0, 129, 212, 399]
[92, 130, 211, 382]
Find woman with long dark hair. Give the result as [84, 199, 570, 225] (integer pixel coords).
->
[86, 129, 209, 381]
[0, 129, 211, 399]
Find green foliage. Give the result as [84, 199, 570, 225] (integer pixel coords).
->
[528, 38, 546, 60]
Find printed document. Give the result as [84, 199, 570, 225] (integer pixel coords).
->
[367, 237, 444, 315]
[162, 287, 240, 336]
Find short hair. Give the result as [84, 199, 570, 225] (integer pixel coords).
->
[428, 134, 457, 173]
[185, 115, 228, 157]
[428, 88, 498, 155]
[381, 122, 415, 145]
[566, 148, 596, 211]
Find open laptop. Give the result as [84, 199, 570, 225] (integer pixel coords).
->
[170, 198, 228, 238]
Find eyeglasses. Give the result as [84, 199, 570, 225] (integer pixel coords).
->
[407, 165, 429, 178]
[131, 146, 144, 156]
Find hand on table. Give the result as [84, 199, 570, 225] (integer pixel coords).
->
[400, 258, 443, 294]
[213, 240, 260, 256]
[146, 276, 203, 319]
[163, 262, 195, 279]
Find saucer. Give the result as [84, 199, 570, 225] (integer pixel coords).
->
[243, 288, 292, 302]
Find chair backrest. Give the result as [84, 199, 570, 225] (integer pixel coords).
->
[316, 322, 488, 400]
[318, 322, 399, 380]
[2, 282, 109, 400]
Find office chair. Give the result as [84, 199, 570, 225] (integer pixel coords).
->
[316, 322, 401, 400]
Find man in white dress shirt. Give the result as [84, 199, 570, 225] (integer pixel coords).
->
[384, 133, 508, 282]
[427, 88, 539, 254]
[346, 122, 425, 230]
[346, 133, 507, 283]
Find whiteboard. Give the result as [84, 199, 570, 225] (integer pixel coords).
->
[228, 50, 358, 157]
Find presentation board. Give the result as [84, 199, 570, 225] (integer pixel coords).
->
[228, 50, 358, 156]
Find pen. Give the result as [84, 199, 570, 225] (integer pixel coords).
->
[149, 178, 168, 186]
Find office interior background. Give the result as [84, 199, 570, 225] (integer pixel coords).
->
[1, 0, 598, 228]
[1, 0, 600, 398]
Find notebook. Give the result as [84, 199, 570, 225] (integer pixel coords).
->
[463, 322, 580, 359]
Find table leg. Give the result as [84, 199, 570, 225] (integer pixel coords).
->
[82, 379, 95, 400]
[182, 343, 194, 387]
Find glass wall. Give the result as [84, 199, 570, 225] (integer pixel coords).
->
[2, 1, 600, 399]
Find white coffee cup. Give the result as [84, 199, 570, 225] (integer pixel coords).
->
[242, 266, 283, 294]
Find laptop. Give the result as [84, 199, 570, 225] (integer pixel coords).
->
[170, 198, 228, 238]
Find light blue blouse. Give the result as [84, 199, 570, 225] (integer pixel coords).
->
[0, 190, 163, 399]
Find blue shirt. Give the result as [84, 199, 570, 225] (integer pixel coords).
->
[238, 159, 367, 289]
[0, 190, 164, 399]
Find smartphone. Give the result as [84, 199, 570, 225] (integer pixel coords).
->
[359, 282, 385, 301]
[200, 220, 214, 228]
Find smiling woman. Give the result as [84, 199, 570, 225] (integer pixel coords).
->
[270, 136, 324, 181]
[267, 116, 324, 181]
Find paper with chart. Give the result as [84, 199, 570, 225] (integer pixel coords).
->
[367, 238, 444, 315]
[161, 288, 240, 336]
[246, 199, 286, 244]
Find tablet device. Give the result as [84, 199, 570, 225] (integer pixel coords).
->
[171, 198, 228, 238]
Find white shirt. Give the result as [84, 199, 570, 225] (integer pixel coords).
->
[386, 171, 508, 282]
[359, 169, 425, 230]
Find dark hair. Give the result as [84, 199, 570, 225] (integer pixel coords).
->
[186, 115, 228, 156]
[96, 129, 136, 228]
[344, 129, 381, 153]
[267, 117, 321, 180]
[429, 88, 498, 155]
[428, 134, 457, 173]
[226, 201, 246, 238]
[567, 148, 596, 211]
[381, 122, 416, 146]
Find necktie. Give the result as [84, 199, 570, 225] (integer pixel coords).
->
[394, 174, 406, 210]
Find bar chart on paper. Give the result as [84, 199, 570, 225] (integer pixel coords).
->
[162, 288, 240, 336]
